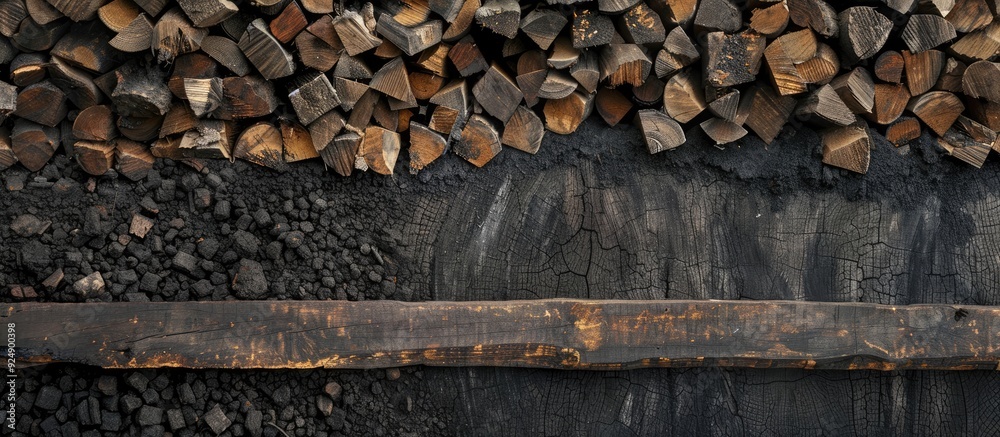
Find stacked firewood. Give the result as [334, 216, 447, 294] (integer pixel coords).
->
[0, 0, 997, 178]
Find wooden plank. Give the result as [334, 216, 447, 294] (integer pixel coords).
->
[4, 300, 1000, 371]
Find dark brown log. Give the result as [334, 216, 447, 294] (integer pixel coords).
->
[239, 18, 296, 80]
[475, 0, 520, 39]
[408, 121, 447, 172]
[160, 105, 198, 138]
[46, 0, 103, 21]
[749, 2, 790, 38]
[73, 105, 117, 142]
[370, 57, 417, 109]
[516, 51, 547, 106]
[743, 85, 798, 144]
[51, 21, 122, 74]
[788, 0, 838, 38]
[74, 141, 115, 176]
[430, 0, 464, 23]
[635, 109, 684, 153]
[180, 120, 234, 161]
[430, 80, 469, 114]
[133, 0, 168, 16]
[917, 0, 954, 15]
[177, 0, 237, 28]
[907, 90, 964, 136]
[47, 57, 103, 109]
[333, 53, 373, 80]
[455, 114, 501, 167]
[110, 14, 154, 53]
[963, 61, 1000, 103]
[936, 115, 996, 167]
[949, 22, 1000, 62]
[167, 53, 218, 100]
[294, 22, 340, 72]
[307, 110, 346, 161]
[152, 8, 208, 63]
[112, 63, 172, 118]
[0, 81, 13, 124]
[334, 10, 382, 56]
[902, 14, 957, 53]
[268, 0, 307, 43]
[117, 114, 164, 142]
[501, 105, 544, 154]
[618, 2, 664, 45]
[12, 17, 70, 53]
[287, 73, 339, 126]
[600, 0, 640, 13]
[694, 0, 741, 33]
[838, 7, 892, 63]
[547, 35, 580, 71]
[572, 9, 614, 49]
[965, 98, 1000, 132]
[13, 81, 68, 127]
[875, 51, 905, 83]
[822, 118, 871, 174]
[27, 0, 64, 26]
[934, 58, 966, 92]
[150, 136, 184, 159]
[662, 69, 704, 123]
[280, 119, 318, 163]
[360, 125, 400, 174]
[630, 75, 663, 106]
[409, 72, 446, 100]
[0, 127, 14, 170]
[442, 0, 479, 41]
[521, 8, 567, 50]
[372, 98, 400, 131]
[429, 106, 461, 134]
[569, 51, 600, 93]
[868, 83, 911, 125]
[946, 0, 993, 33]
[10, 54, 47, 87]
[220, 75, 280, 119]
[332, 77, 369, 112]
[795, 84, 856, 127]
[886, 117, 922, 146]
[543, 91, 594, 135]
[472, 63, 522, 122]
[705, 31, 766, 88]
[654, 27, 699, 78]
[11, 120, 59, 172]
[0, 1, 27, 37]
[700, 118, 747, 145]
[599, 44, 651, 88]
[708, 90, 739, 123]
[114, 138, 155, 181]
[200, 36, 251, 77]
[346, 89, 378, 130]
[903, 49, 946, 96]
[830, 67, 875, 115]
[377, 13, 442, 56]
[449, 35, 489, 77]
[316, 132, 358, 177]
[234, 122, 286, 170]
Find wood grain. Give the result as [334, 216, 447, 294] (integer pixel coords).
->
[4, 300, 999, 371]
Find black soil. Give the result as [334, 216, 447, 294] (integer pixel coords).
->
[3, 119, 1000, 435]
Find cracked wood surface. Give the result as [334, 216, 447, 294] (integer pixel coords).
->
[4, 300, 999, 370]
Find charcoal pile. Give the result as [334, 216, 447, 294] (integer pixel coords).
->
[0, 0, 996, 178]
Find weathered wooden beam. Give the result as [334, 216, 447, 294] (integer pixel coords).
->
[4, 300, 999, 371]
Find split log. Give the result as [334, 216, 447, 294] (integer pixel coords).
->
[521, 8, 566, 50]
[875, 51, 905, 83]
[74, 141, 115, 176]
[370, 57, 417, 109]
[765, 35, 808, 96]
[10, 54, 47, 87]
[473, 64, 523, 122]
[114, 139, 155, 181]
[934, 58, 966, 92]
[475, 0, 520, 39]
[388, 0, 432, 26]
[317, 132, 360, 177]
[886, 117, 922, 146]
[787, 0, 838, 38]
[543, 91, 594, 135]
[946, 0, 993, 33]
[167, 53, 218, 100]
[109, 14, 154, 53]
[662, 69, 705, 123]
[599, 0, 641, 13]
[279, 119, 318, 163]
[619, 2, 665, 45]
[548, 35, 580, 69]
[48, 57, 103, 111]
[570, 51, 600, 93]
[0, 128, 14, 170]
[410, 72, 446, 100]
[572, 9, 615, 49]
[822, 118, 871, 174]
[73, 105, 117, 142]
[449, 35, 489, 77]
[630, 76, 663, 106]
[936, 115, 996, 167]
[517, 51, 548, 106]
[220, 76, 279, 119]
[502, 106, 544, 154]
[708, 90, 739, 123]
[705, 31, 766, 88]
[599, 44, 651, 87]
[830, 67, 875, 115]
[268, 0, 307, 43]
[112, 63, 172, 118]
[430, 0, 464, 23]
[694, 0, 741, 33]
[701, 118, 746, 145]
[455, 114, 501, 167]
[200, 36, 251, 77]
[537, 71, 577, 100]
[749, 2, 790, 38]
[962, 61, 1000, 103]
[429, 106, 462, 134]
[360, 125, 401, 174]
[654, 27, 699, 78]
[408, 121, 447, 172]
[903, 49, 946, 96]
[795, 43, 840, 85]
[333, 53, 373, 80]
[46, 0, 103, 21]
[177, 0, 237, 28]
[795, 85, 856, 127]
[239, 19, 296, 80]
[13, 81, 68, 127]
[152, 8, 208, 63]
[234, 122, 286, 170]
[295, 20, 341, 72]
[180, 120, 234, 161]
[0, 1, 27, 38]
[965, 99, 1000, 132]
[868, 83, 911, 125]
[416, 43, 451, 77]
[377, 14, 442, 56]
[307, 110, 346, 160]
[11, 120, 59, 172]
[907, 90, 964, 136]
[346, 89, 378, 131]
[635, 109, 684, 153]
[838, 7, 892, 63]
[430, 79, 469, 113]
[442, 0, 479, 41]
[0, 81, 13, 124]
[901, 14, 957, 52]
[26, 0, 65, 26]
[334, 10, 382, 56]
[117, 115, 164, 142]
[288, 73, 339, 126]
[949, 22, 1000, 62]
[743, 85, 798, 145]
[655, 0, 697, 27]
[184, 78, 224, 118]
[133, 0, 169, 17]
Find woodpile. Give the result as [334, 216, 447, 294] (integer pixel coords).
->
[0, 0, 996, 177]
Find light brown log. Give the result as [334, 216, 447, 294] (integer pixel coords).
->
[599, 44, 651, 88]
[743, 85, 798, 145]
[949, 22, 1000, 62]
[764, 34, 809, 96]
[962, 61, 1000, 103]
[937, 115, 996, 167]
[501, 105, 544, 154]
[788, 0, 838, 37]
[442, 0, 479, 41]
[454, 114, 501, 167]
[74, 141, 115, 176]
[109, 14, 153, 53]
[429, 106, 462, 135]
[334, 10, 382, 56]
[0, 128, 15, 171]
[886, 117, 922, 146]
[73, 105, 117, 142]
[239, 18, 295, 80]
[11, 120, 59, 172]
[822, 118, 871, 174]
[408, 121, 447, 172]
[749, 2, 789, 38]
[636, 109, 684, 153]
[907, 90, 964, 136]
[114, 138, 155, 181]
[654, 27, 699, 78]
[868, 83, 911, 125]
[569, 51, 600, 94]
[98, 0, 138, 32]
[279, 119, 318, 163]
[708, 90, 739, 123]
[795, 84, 856, 127]
[152, 8, 208, 64]
[234, 122, 287, 170]
[543, 91, 594, 135]
[537, 70, 577, 100]
[370, 57, 417, 109]
[360, 125, 401, 174]
[391, 0, 432, 26]
[377, 13, 442, 56]
[416, 43, 451, 77]
[179, 120, 233, 161]
[316, 132, 359, 177]
[830, 67, 875, 115]
[662, 69, 704, 123]
[184, 78, 223, 118]
[795, 43, 840, 85]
